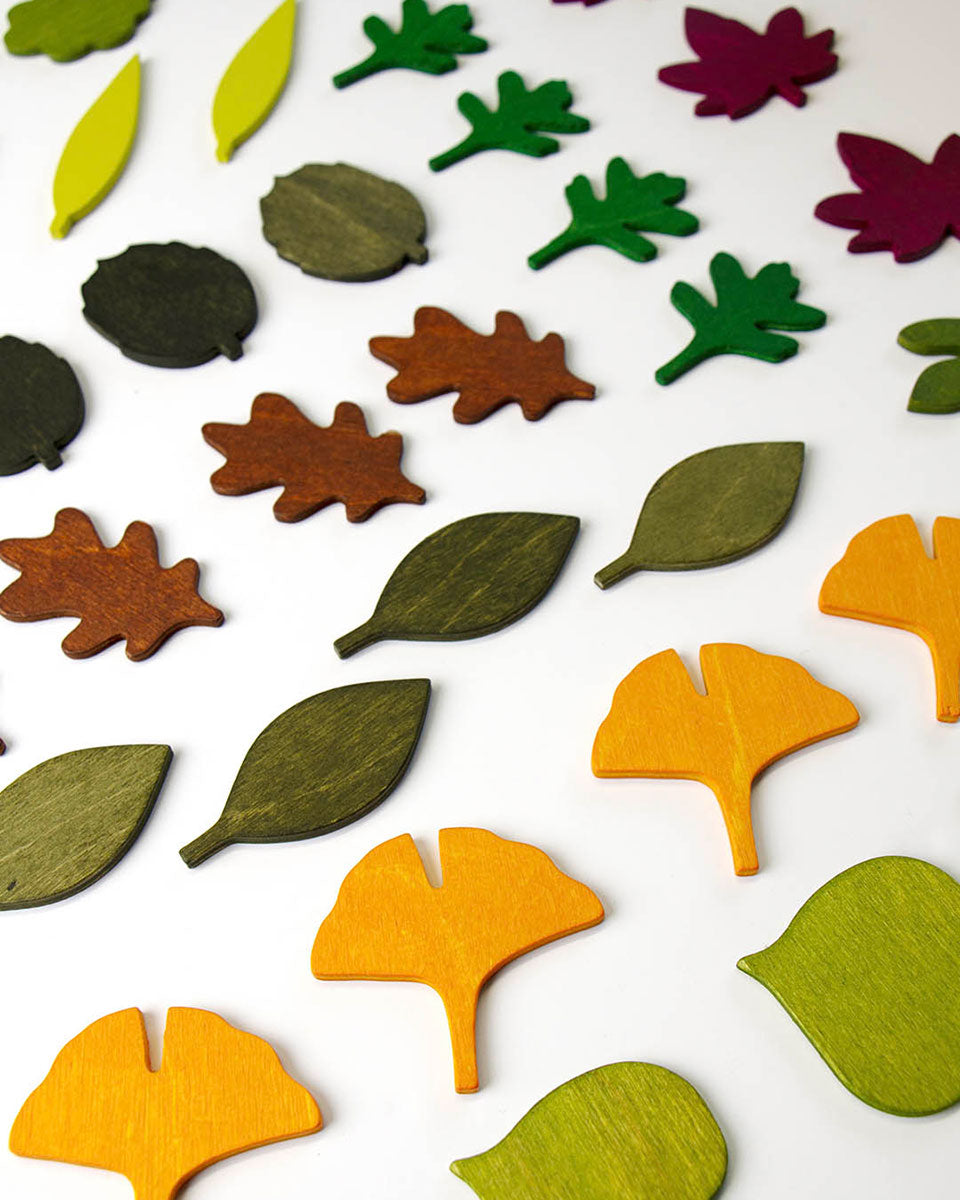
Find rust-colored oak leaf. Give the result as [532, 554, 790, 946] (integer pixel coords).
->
[203, 394, 425, 522]
[0, 508, 223, 660]
[369, 306, 596, 423]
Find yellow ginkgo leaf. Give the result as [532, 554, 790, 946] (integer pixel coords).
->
[51, 54, 140, 239]
[212, 0, 296, 164]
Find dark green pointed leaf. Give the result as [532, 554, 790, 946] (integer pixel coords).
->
[738, 856, 960, 1116]
[0, 336, 85, 475]
[595, 442, 804, 588]
[450, 1061, 727, 1200]
[899, 319, 960, 414]
[180, 680, 431, 866]
[335, 512, 579, 657]
[0, 745, 171, 910]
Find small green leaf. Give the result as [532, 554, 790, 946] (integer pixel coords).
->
[899, 319, 960, 414]
[450, 1061, 727, 1200]
[335, 512, 579, 657]
[0, 745, 171, 910]
[595, 442, 804, 588]
[180, 680, 431, 866]
[738, 856, 960, 1116]
[5, 0, 152, 62]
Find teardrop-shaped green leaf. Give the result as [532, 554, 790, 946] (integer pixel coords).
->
[0, 745, 171, 910]
[899, 320, 960, 414]
[334, 512, 579, 657]
[595, 442, 803, 588]
[180, 679, 431, 866]
[450, 1061, 727, 1200]
[738, 856, 960, 1116]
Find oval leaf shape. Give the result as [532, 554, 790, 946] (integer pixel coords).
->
[51, 54, 140, 238]
[738, 855, 960, 1115]
[5, 0, 152, 62]
[0, 745, 172, 910]
[450, 1061, 727, 1198]
[212, 0, 296, 163]
[0, 336, 85, 474]
[899, 319, 960, 414]
[595, 442, 804, 588]
[180, 679, 431, 866]
[334, 512, 579, 657]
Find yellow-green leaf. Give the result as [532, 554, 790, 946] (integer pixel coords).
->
[212, 0, 296, 163]
[51, 55, 140, 239]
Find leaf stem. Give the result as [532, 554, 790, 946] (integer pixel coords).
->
[334, 619, 382, 659]
[429, 134, 485, 172]
[594, 553, 637, 589]
[180, 824, 231, 868]
[528, 226, 585, 270]
[655, 336, 715, 386]
[333, 53, 387, 88]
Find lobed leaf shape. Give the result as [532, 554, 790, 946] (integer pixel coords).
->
[311, 827, 604, 1091]
[429, 69, 590, 171]
[595, 441, 803, 588]
[0, 745, 171, 909]
[738, 856, 960, 1116]
[180, 679, 430, 866]
[898, 319, 960, 414]
[5, 0, 152, 61]
[451, 1061, 727, 1199]
[655, 251, 826, 385]
[0, 335, 84, 474]
[11, 1007, 322, 1200]
[334, 511, 579, 657]
[592, 644, 859, 875]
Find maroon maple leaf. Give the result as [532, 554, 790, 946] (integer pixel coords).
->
[815, 133, 960, 263]
[658, 6, 837, 118]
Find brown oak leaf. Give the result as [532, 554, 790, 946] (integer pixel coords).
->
[0, 508, 223, 661]
[369, 306, 596, 423]
[203, 394, 426, 522]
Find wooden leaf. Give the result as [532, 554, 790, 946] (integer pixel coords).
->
[369, 307, 596, 423]
[0, 336, 84, 474]
[451, 1062, 727, 1199]
[11, 1007, 322, 1200]
[311, 827, 604, 1092]
[898, 318, 960, 414]
[180, 679, 430, 866]
[203, 394, 425, 522]
[5, 0, 152, 61]
[592, 644, 859, 875]
[820, 514, 960, 722]
[334, 511, 579, 657]
[595, 442, 803, 588]
[739, 856, 960, 1115]
[0, 508, 223, 661]
[0, 745, 171, 910]
[260, 162, 428, 281]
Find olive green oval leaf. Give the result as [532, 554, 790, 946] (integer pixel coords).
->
[738, 855, 960, 1116]
[0, 745, 171, 910]
[898, 319, 960, 414]
[334, 512, 579, 658]
[595, 442, 803, 589]
[180, 679, 431, 866]
[450, 1061, 727, 1200]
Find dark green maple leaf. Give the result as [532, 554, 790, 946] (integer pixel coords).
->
[528, 157, 700, 269]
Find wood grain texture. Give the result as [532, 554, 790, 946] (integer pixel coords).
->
[4, 0, 152, 61]
[0, 335, 84, 474]
[0, 508, 223, 661]
[899, 319, 960, 414]
[10, 1007, 323, 1200]
[592, 644, 859, 875]
[311, 827, 604, 1092]
[203, 394, 425, 522]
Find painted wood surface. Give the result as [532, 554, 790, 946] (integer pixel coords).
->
[0, 336, 84, 474]
[898, 319, 960, 413]
[4, 0, 151, 61]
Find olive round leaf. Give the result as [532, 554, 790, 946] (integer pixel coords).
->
[738, 855, 960, 1116]
[334, 512, 579, 658]
[0, 336, 84, 475]
[450, 1061, 727, 1200]
[595, 441, 804, 588]
[0, 745, 171, 910]
[180, 679, 431, 866]
[898, 319, 960, 414]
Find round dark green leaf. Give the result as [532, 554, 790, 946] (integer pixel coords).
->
[0, 336, 84, 474]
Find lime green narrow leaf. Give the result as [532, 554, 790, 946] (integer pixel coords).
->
[5, 0, 152, 62]
[212, 0, 296, 163]
[50, 55, 140, 239]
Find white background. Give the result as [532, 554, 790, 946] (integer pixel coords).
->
[0, 0, 959, 1195]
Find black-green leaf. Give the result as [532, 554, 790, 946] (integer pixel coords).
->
[335, 512, 579, 657]
[180, 680, 431, 866]
[0, 336, 85, 474]
[898, 319, 960, 414]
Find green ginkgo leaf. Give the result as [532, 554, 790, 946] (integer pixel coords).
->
[450, 1061, 727, 1200]
[5, 0, 152, 62]
[0, 745, 171, 910]
[898, 319, 960, 414]
[739, 856, 960, 1116]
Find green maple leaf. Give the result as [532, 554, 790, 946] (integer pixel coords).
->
[4, 0, 152, 62]
[429, 70, 590, 171]
[333, 0, 487, 89]
[655, 252, 827, 385]
[528, 157, 700, 269]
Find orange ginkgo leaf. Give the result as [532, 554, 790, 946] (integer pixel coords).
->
[592, 644, 859, 876]
[311, 827, 604, 1093]
[10, 1007, 322, 1200]
[820, 514, 960, 722]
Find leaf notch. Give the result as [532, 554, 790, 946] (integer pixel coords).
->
[899, 319, 960, 414]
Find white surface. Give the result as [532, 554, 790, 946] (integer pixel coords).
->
[0, 0, 959, 1195]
